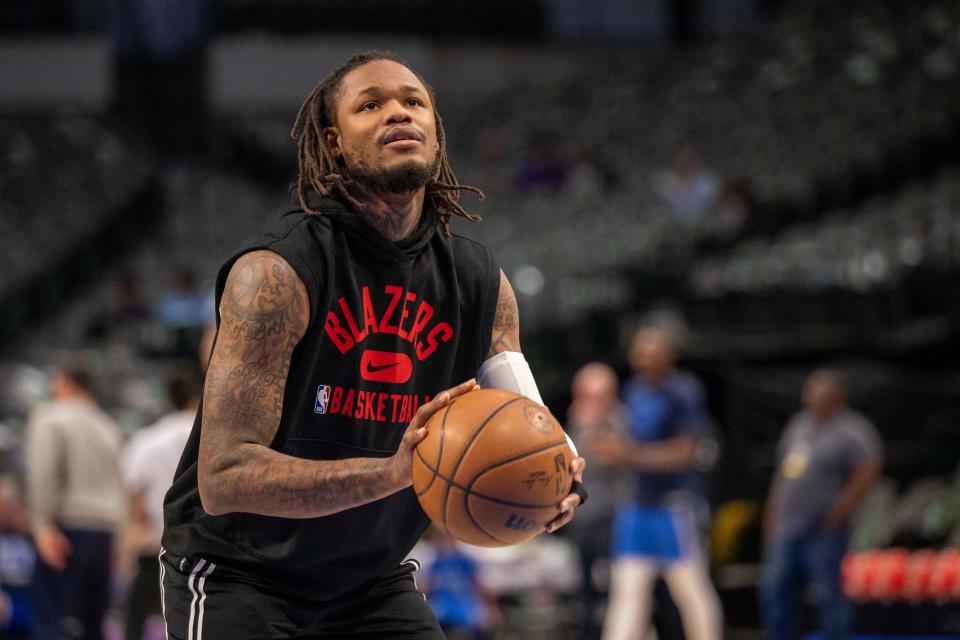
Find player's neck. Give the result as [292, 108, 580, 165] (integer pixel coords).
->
[812, 404, 844, 426]
[354, 189, 426, 242]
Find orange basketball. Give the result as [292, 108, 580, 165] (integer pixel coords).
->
[412, 388, 574, 547]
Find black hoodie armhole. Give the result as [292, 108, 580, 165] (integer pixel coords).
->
[479, 245, 500, 361]
[213, 216, 324, 334]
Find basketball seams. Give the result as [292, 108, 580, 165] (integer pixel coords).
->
[414, 448, 433, 497]
[466, 438, 571, 493]
[465, 438, 570, 508]
[439, 396, 524, 530]
[416, 441, 570, 509]
[463, 495, 513, 546]
[454, 487, 510, 546]
[463, 437, 570, 546]
[414, 399, 454, 497]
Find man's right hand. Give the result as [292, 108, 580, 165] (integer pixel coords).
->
[591, 433, 633, 467]
[35, 525, 71, 570]
[390, 379, 478, 487]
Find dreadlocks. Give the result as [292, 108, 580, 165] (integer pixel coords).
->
[290, 50, 482, 237]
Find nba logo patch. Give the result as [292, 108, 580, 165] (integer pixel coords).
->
[314, 385, 331, 414]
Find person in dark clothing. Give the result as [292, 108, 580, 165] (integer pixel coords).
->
[161, 50, 586, 639]
[25, 360, 124, 640]
[760, 369, 883, 640]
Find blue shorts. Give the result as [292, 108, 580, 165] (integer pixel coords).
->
[612, 504, 699, 563]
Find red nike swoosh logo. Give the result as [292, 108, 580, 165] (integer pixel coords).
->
[360, 350, 413, 384]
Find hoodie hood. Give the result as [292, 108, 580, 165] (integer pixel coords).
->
[308, 197, 437, 264]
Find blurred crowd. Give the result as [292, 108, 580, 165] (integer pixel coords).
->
[0, 342, 207, 639]
[4, 319, 936, 640]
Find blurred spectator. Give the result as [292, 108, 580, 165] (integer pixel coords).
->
[760, 369, 883, 640]
[155, 269, 213, 360]
[654, 146, 720, 224]
[87, 274, 152, 342]
[710, 178, 752, 240]
[24, 358, 125, 640]
[595, 326, 721, 640]
[0, 426, 33, 639]
[513, 133, 569, 194]
[120, 369, 199, 640]
[422, 530, 499, 640]
[566, 146, 617, 197]
[565, 362, 631, 640]
[112, 273, 152, 326]
[154, 269, 210, 329]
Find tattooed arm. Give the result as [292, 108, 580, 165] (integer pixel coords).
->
[198, 250, 475, 518]
[487, 269, 521, 358]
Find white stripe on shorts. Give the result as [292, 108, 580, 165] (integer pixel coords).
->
[187, 559, 208, 640]
[158, 548, 169, 640]
[196, 561, 216, 640]
[402, 558, 426, 600]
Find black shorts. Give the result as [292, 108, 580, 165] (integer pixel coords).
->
[159, 549, 444, 639]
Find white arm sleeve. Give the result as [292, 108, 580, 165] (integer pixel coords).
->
[476, 351, 578, 457]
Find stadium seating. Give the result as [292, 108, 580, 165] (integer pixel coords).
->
[689, 169, 960, 297]
[0, 114, 150, 300]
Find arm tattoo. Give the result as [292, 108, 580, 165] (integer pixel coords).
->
[199, 251, 403, 518]
[487, 270, 521, 358]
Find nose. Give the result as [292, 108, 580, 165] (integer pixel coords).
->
[384, 99, 413, 125]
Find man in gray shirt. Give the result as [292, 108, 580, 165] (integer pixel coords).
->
[760, 369, 882, 640]
[25, 359, 124, 640]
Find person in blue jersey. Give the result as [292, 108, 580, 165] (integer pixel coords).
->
[595, 326, 721, 640]
[422, 531, 498, 640]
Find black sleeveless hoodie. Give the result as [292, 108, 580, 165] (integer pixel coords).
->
[162, 198, 500, 600]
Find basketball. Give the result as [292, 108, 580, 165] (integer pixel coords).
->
[412, 388, 574, 547]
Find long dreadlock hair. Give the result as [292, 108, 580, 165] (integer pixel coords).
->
[290, 50, 483, 236]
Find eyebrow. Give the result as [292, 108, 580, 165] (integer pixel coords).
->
[355, 84, 425, 98]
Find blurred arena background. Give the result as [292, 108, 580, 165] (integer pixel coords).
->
[2, 0, 960, 638]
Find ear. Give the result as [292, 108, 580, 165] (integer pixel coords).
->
[323, 127, 342, 159]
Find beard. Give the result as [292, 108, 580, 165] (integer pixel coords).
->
[346, 155, 438, 195]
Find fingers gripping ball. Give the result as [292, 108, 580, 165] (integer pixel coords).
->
[412, 389, 574, 547]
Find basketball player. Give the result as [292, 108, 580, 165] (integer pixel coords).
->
[161, 51, 586, 639]
[595, 327, 721, 640]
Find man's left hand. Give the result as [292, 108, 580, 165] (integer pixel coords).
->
[592, 434, 632, 467]
[546, 456, 586, 533]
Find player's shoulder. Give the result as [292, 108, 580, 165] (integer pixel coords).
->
[667, 370, 705, 397]
[783, 410, 812, 438]
[27, 400, 59, 424]
[264, 208, 335, 245]
[446, 232, 496, 274]
[449, 231, 492, 255]
[220, 206, 333, 302]
[838, 409, 879, 438]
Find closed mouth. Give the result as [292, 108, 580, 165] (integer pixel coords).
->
[381, 127, 423, 145]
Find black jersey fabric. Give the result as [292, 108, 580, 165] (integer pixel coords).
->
[162, 198, 500, 601]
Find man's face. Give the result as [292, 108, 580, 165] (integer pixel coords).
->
[49, 372, 70, 399]
[573, 373, 616, 408]
[630, 334, 674, 378]
[326, 59, 440, 194]
[802, 378, 841, 417]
